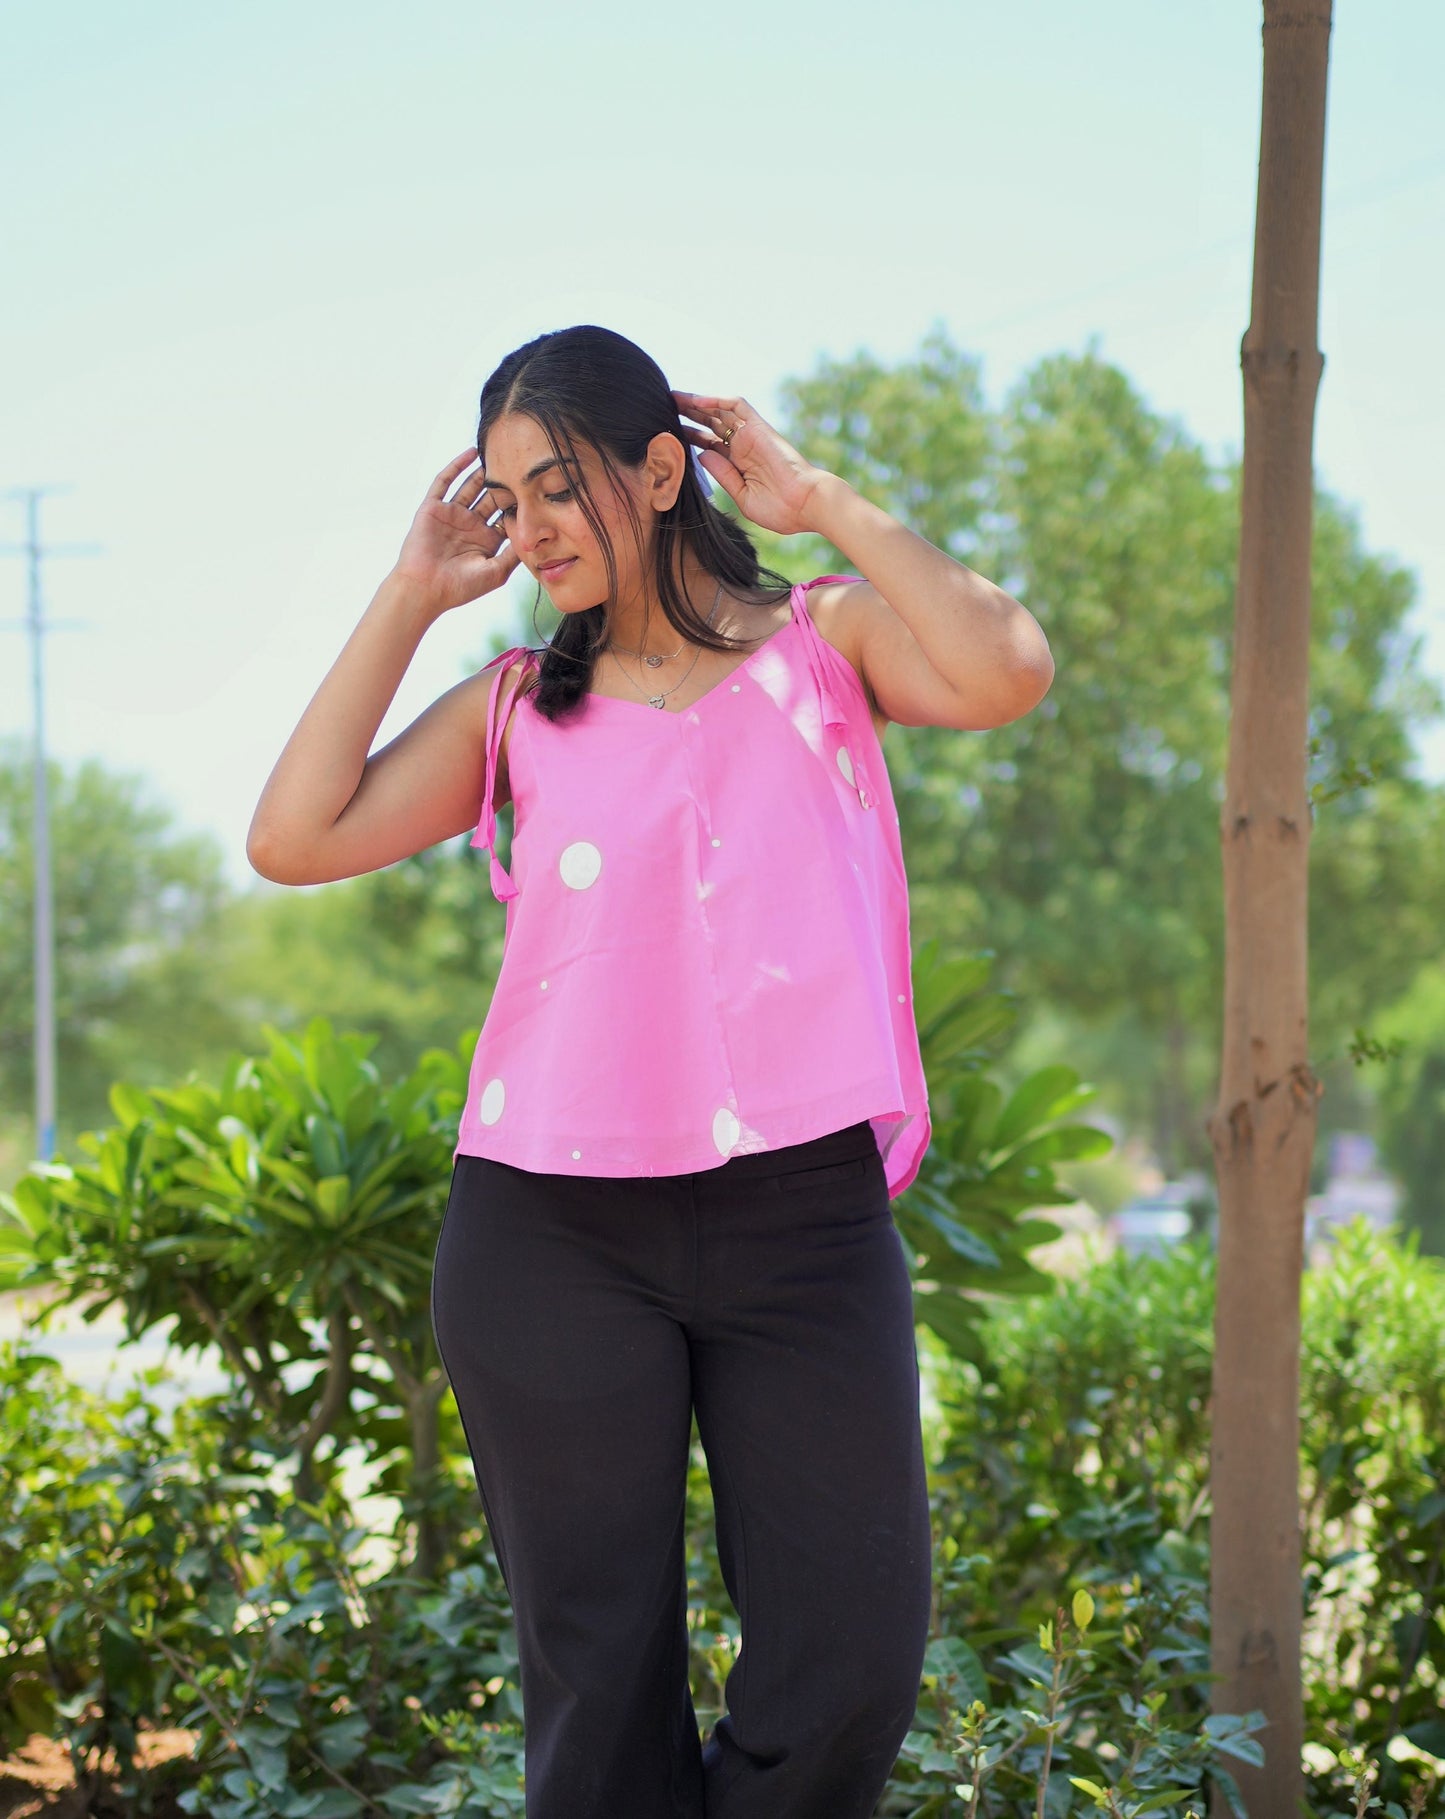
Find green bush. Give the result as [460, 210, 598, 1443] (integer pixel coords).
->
[900, 941, 1114, 1368]
[1299, 1222, 1445, 1785]
[3, 980, 1440, 1815]
[1, 1018, 479, 1579]
[890, 1223, 1443, 1816]
[0, 1340, 522, 1818]
[4, 1226, 1442, 1814]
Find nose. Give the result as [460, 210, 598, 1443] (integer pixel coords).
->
[508, 498, 554, 560]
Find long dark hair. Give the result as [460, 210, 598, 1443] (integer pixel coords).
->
[475, 325, 792, 722]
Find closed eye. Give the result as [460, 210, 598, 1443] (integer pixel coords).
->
[497, 488, 574, 520]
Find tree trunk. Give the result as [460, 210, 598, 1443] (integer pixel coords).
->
[1207, 7, 1330, 1816]
[295, 1307, 353, 1501]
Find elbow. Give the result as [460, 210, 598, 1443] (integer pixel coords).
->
[987, 597, 1054, 725]
[246, 832, 285, 885]
[246, 821, 306, 886]
[1007, 629, 1055, 721]
[976, 648, 1053, 731]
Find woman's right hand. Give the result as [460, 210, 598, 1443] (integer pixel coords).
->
[391, 448, 521, 616]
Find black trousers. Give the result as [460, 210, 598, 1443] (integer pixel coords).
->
[430, 1118, 933, 1819]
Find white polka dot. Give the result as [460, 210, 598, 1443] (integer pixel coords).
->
[711, 837, 721, 847]
[836, 745, 855, 785]
[559, 840, 603, 889]
[730, 683, 741, 692]
[572, 1149, 582, 1160]
[897, 993, 906, 1002]
[478, 1078, 505, 1125]
[712, 1107, 741, 1156]
[540, 979, 548, 989]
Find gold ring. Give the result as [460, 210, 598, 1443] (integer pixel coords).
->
[720, 421, 738, 446]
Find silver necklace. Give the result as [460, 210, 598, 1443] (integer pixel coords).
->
[605, 581, 723, 710]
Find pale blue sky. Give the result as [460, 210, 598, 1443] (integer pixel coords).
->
[3, 1, 1442, 891]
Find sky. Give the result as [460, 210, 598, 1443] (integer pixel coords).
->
[2, 0, 1443, 894]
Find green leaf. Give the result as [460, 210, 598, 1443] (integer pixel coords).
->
[915, 1205, 1001, 1269]
[923, 1635, 988, 1703]
[99, 1619, 151, 1699]
[315, 1175, 353, 1222]
[913, 1288, 985, 1364]
[109, 1081, 156, 1131]
[375, 1788, 439, 1816]
[1210, 1732, 1265, 1766]
[307, 1792, 366, 1818]
[1403, 1717, 1445, 1760]
[992, 1065, 1086, 1150]
[306, 1116, 345, 1179]
[998, 1124, 1115, 1169]
[1413, 1489, 1445, 1526]
[316, 1713, 370, 1770]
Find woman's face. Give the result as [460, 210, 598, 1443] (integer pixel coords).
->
[480, 410, 661, 613]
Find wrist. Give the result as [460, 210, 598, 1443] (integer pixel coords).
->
[375, 567, 448, 631]
[797, 470, 855, 538]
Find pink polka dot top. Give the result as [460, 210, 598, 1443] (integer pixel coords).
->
[452, 574, 932, 1198]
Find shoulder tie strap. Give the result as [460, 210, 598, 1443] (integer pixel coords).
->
[789, 575, 881, 812]
[468, 646, 537, 903]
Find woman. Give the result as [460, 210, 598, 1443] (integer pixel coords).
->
[248, 325, 1053, 1819]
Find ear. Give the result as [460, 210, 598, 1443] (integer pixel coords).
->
[641, 431, 688, 514]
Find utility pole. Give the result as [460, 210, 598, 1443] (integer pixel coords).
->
[0, 486, 99, 1162]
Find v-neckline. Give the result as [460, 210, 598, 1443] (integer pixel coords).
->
[581, 609, 796, 718]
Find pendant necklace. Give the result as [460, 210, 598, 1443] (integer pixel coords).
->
[604, 582, 724, 710]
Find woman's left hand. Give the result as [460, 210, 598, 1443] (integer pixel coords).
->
[673, 390, 832, 536]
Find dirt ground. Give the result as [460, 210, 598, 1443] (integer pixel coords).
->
[0, 1731, 197, 1819]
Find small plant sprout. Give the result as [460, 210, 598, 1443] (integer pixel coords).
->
[952, 1698, 990, 1818]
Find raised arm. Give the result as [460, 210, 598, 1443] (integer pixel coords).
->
[676, 389, 1054, 732]
[246, 449, 520, 886]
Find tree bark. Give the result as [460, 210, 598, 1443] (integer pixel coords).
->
[342, 1287, 454, 1578]
[295, 1307, 353, 1500]
[1207, 7, 1331, 1816]
[181, 1282, 282, 1417]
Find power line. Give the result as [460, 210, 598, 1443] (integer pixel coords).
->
[0, 487, 101, 1162]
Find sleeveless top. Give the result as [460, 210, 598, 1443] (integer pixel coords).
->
[452, 574, 932, 1199]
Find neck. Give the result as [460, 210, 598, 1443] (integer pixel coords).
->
[604, 552, 721, 658]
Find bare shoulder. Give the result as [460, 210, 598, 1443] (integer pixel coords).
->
[797, 580, 890, 743]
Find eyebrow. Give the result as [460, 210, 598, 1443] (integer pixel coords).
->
[480, 455, 576, 495]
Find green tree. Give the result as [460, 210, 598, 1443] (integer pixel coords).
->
[773, 336, 1441, 1173]
[1374, 962, 1445, 1256]
[0, 742, 240, 1155]
[209, 602, 541, 1081]
[218, 839, 507, 1082]
[774, 325, 992, 565]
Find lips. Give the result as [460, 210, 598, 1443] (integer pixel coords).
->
[537, 558, 577, 582]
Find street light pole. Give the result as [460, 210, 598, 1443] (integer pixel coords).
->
[27, 496, 57, 1164]
[0, 486, 99, 1162]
